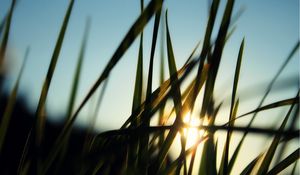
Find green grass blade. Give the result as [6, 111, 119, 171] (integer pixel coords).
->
[219, 100, 239, 175]
[198, 103, 222, 175]
[255, 92, 298, 175]
[48, 18, 90, 174]
[222, 42, 299, 172]
[266, 148, 299, 175]
[129, 1, 145, 173]
[240, 154, 262, 175]
[274, 105, 299, 164]
[152, 11, 185, 174]
[234, 97, 298, 121]
[220, 39, 244, 175]
[0, 15, 7, 38]
[66, 17, 90, 122]
[0, 0, 16, 67]
[0, 47, 29, 153]
[35, 0, 75, 147]
[194, 0, 220, 118]
[200, 0, 234, 118]
[42, 0, 164, 173]
[69, 0, 164, 130]
[291, 160, 298, 175]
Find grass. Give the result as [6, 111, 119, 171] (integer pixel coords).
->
[0, 0, 299, 174]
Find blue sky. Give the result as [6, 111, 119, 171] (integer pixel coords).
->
[0, 0, 299, 173]
[0, 0, 298, 128]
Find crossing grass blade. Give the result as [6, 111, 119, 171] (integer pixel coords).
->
[198, 102, 222, 175]
[41, 0, 164, 173]
[254, 91, 298, 175]
[291, 160, 298, 175]
[274, 105, 299, 164]
[266, 148, 299, 175]
[68, 0, 164, 131]
[151, 10, 186, 174]
[0, 47, 29, 153]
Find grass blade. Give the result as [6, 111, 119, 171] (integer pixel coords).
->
[240, 154, 262, 175]
[255, 92, 298, 175]
[152, 10, 185, 174]
[0, 47, 29, 153]
[220, 39, 244, 175]
[35, 0, 75, 147]
[266, 148, 299, 175]
[42, 0, 164, 173]
[200, 0, 234, 118]
[0, 0, 16, 68]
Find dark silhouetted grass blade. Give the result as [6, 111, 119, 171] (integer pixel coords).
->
[220, 39, 244, 175]
[0, 0, 16, 67]
[255, 92, 298, 175]
[0, 47, 29, 153]
[200, 0, 234, 118]
[266, 148, 299, 175]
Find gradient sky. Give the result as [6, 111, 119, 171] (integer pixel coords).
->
[0, 0, 299, 173]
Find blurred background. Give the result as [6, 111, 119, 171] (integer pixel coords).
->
[0, 0, 299, 173]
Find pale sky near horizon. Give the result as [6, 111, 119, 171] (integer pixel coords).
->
[0, 0, 299, 174]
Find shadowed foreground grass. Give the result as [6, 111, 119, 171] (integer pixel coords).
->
[0, 0, 299, 174]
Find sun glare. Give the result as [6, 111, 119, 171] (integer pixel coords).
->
[182, 112, 205, 149]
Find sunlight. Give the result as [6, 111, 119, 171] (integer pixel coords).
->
[182, 112, 205, 149]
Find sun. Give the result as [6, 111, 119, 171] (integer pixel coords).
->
[182, 112, 205, 149]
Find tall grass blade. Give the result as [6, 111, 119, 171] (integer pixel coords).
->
[0, 0, 16, 67]
[35, 0, 75, 147]
[43, 0, 164, 173]
[152, 11, 185, 174]
[224, 42, 299, 171]
[0, 47, 29, 153]
[129, 0, 144, 173]
[220, 39, 244, 175]
[200, 0, 234, 118]
[50, 18, 90, 174]
[266, 148, 299, 175]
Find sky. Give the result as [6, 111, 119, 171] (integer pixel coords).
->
[0, 0, 299, 173]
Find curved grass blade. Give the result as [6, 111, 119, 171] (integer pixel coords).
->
[266, 148, 299, 175]
[230, 97, 298, 123]
[0, 47, 29, 153]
